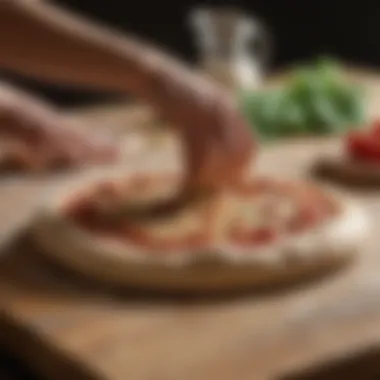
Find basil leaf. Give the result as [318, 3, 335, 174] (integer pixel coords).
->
[239, 56, 365, 139]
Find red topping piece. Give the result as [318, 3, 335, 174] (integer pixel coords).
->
[347, 132, 377, 162]
[229, 226, 277, 246]
[286, 206, 321, 233]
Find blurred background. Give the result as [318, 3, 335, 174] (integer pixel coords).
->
[2, 0, 379, 107]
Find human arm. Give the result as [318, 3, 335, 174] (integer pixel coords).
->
[0, 0, 256, 191]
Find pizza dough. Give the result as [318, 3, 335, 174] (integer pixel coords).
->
[32, 167, 368, 292]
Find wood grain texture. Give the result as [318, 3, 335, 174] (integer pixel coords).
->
[2, 69, 380, 380]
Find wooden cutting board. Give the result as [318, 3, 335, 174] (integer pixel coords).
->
[3, 69, 380, 380]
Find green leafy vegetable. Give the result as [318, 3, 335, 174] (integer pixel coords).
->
[240, 57, 367, 140]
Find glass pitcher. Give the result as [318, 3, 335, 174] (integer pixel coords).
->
[189, 7, 272, 90]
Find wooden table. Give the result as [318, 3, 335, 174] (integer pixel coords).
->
[3, 70, 380, 380]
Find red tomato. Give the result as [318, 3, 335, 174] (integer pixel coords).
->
[370, 119, 380, 137]
[346, 131, 380, 162]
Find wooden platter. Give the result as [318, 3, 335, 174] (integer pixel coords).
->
[2, 69, 380, 380]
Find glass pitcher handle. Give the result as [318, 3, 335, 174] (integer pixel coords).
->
[251, 19, 272, 71]
[237, 17, 272, 72]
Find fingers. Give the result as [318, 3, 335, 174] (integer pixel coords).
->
[0, 88, 119, 171]
[46, 125, 119, 169]
[59, 120, 120, 164]
[164, 73, 255, 192]
[213, 93, 256, 183]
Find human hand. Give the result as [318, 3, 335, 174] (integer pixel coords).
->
[0, 83, 118, 172]
[150, 65, 256, 192]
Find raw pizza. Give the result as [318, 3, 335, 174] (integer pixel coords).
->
[33, 169, 367, 292]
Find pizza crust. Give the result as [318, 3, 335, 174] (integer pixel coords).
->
[31, 168, 369, 292]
